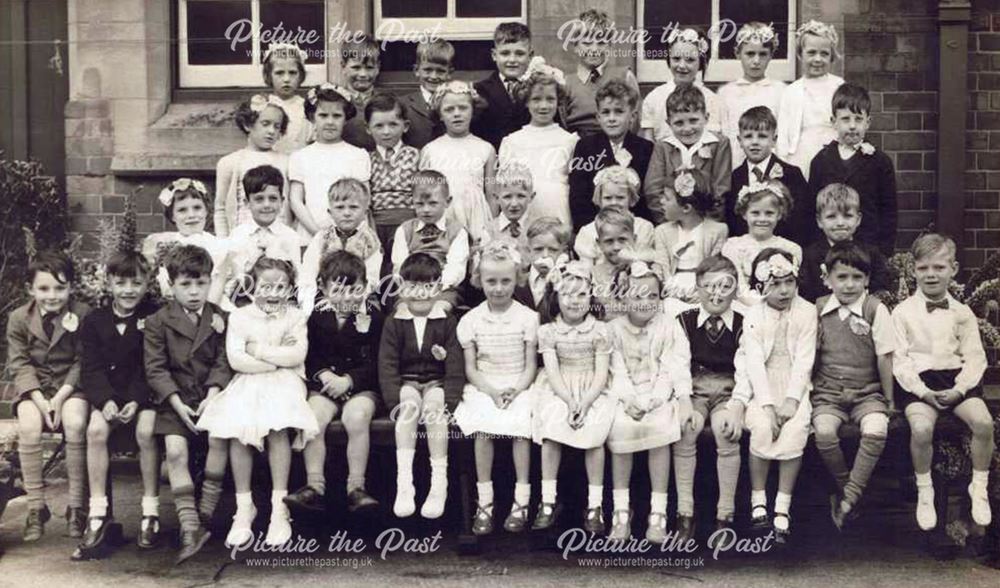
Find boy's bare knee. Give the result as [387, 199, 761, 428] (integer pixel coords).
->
[860, 413, 888, 438]
[908, 417, 935, 444]
[87, 418, 110, 445]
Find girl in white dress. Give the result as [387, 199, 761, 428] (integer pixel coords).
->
[776, 21, 844, 180]
[141, 178, 227, 302]
[499, 57, 579, 228]
[606, 262, 684, 544]
[732, 248, 816, 543]
[454, 241, 540, 535]
[721, 180, 801, 305]
[197, 256, 320, 548]
[262, 43, 313, 154]
[420, 80, 497, 245]
[531, 261, 614, 533]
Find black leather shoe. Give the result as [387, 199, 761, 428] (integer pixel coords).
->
[532, 503, 560, 531]
[137, 516, 161, 549]
[283, 485, 325, 515]
[23, 506, 51, 542]
[346, 488, 379, 514]
[675, 515, 696, 544]
[66, 506, 88, 539]
[176, 526, 211, 564]
[707, 519, 733, 550]
[773, 513, 791, 545]
[81, 516, 110, 549]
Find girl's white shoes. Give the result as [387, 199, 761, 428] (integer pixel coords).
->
[226, 503, 257, 548]
[916, 486, 936, 531]
[266, 501, 292, 546]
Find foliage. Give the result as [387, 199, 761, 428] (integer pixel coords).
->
[70, 189, 144, 308]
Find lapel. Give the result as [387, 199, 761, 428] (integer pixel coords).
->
[735, 160, 750, 187]
[165, 302, 199, 346]
[594, 134, 613, 168]
[48, 308, 71, 350]
[97, 308, 124, 344]
[403, 92, 431, 121]
[27, 302, 48, 345]
[191, 306, 217, 354]
[484, 71, 513, 111]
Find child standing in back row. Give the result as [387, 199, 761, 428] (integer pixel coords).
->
[263, 43, 312, 154]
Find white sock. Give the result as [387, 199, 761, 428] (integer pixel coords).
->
[477, 481, 494, 513]
[916, 471, 933, 489]
[89, 495, 109, 519]
[397, 449, 415, 484]
[775, 492, 792, 515]
[587, 485, 603, 509]
[514, 483, 530, 506]
[972, 469, 989, 488]
[429, 457, 448, 485]
[650, 492, 668, 515]
[613, 489, 629, 512]
[235, 492, 254, 511]
[272, 490, 288, 503]
[541, 479, 557, 504]
[271, 490, 288, 519]
[751, 490, 767, 509]
[141, 495, 159, 518]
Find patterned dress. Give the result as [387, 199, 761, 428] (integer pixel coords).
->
[453, 301, 539, 438]
[532, 315, 614, 448]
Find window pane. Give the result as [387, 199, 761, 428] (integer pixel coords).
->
[380, 40, 494, 72]
[455, 0, 520, 18]
[380, 0, 447, 18]
[186, 0, 252, 65]
[642, 1, 711, 62]
[718, 0, 789, 59]
[260, 0, 326, 62]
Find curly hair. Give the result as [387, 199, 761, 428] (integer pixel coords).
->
[234, 97, 290, 135]
[513, 72, 568, 112]
[734, 179, 792, 221]
[429, 82, 488, 126]
[666, 26, 711, 72]
[304, 86, 357, 122]
[262, 46, 306, 88]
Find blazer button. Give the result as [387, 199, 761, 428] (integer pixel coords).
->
[109, 364, 117, 371]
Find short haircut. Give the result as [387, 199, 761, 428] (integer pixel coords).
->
[671, 169, 715, 216]
[340, 35, 380, 67]
[566, 9, 611, 40]
[415, 39, 455, 68]
[250, 255, 296, 285]
[364, 92, 407, 124]
[825, 241, 871, 276]
[666, 85, 706, 117]
[595, 79, 639, 110]
[695, 254, 738, 281]
[735, 180, 793, 220]
[815, 183, 860, 216]
[526, 217, 571, 249]
[738, 106, 777, 133]
[165, 244, 214, 281]
[28, 250, 74, 284]
[243, 165, 285, 198]
[318, 250, 366, 287]
[594, 207, 635, 237]
[327, 177, 370, 205]
[911, 233, 957, 262]
[832, 82, 871, 116]
[494, 22, 531, 46]
[412, 170, 449, 200]
[304, 86, 357, 122]
[163, 184, 213, 225]
[399, 252, 442, 283]
[234, 97, 290, 135]
[106, 250, 151, 280]
[262, 46, 306, 88]
[749, 247, 797, 291]
[494, 161, 534, 193]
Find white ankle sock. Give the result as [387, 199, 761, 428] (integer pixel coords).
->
[650, 492, 668, 515]
[89, 495, 109, 519]
[775, 492, 792, 515]
[477, 481, 494, 513]
[397, 449, 415, 484]
[751, 490, 767, 508]
[541, 480, 557, 504]
[141, 495, 159, 518]
[587, 485, 603, 509]
[612, 489, 629, 512]
[514, 483, 530, 506]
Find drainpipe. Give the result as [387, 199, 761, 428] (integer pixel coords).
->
[936, 1, 971, 239]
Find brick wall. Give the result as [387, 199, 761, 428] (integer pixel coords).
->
[842, 0, 940, 254]
[967, 0, 1000, 272]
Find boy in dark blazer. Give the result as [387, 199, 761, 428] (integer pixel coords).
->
[569, 79, 654, 229]
[471, 22, 533, 151]
[400, 39, 453, 149]
[6, 251, 90, 541]
[724, 106, 809, 244]
[807, 83, 897, 256]
[379, 253, 464, 520]
[285, 251, 384, 517]
[513, 217, 571, 314]
[143, 244, 231, 563]
[78, 251, 162, 553]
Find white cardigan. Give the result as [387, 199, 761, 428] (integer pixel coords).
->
[742, 296, 817, 406]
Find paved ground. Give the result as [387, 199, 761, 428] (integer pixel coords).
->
[1, 470, 998, 588]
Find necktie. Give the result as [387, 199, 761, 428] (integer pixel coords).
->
[385, 146, 394, 162]
[419, 223, 443, 243]
[588, 68, 600, 84]
[706, 316, 723, 341]
[926, 299, 949, 313]
[504, 79, 518, 98]
[42, 313, 57, 340]
[508, 221, 521, 238]
[187, 310, 200, 325]
[752, 167, 765, 183]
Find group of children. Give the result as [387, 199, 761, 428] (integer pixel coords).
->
[4, 8, 995, 567]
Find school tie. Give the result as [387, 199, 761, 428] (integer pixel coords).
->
[508, 220, 521, 238]
[752, 166, 765, 183]
[706, 315, 723, 342]
[588, 67, 600, 84]
[336, 227, 357, 249]
[925, 298, 949, 313]
[504, 78, 518, 98]
[384, 146, 395, 163]
[418, 223, 443, 243]
[186, 310, 200, 325]
[42, 313, 57, 340]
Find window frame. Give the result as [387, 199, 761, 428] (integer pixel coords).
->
[635, 0, 797, 84]
[176, 0, 328, 89]
[373, 0, 527, 41]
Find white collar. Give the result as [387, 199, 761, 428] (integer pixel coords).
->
[821, 293, 867, 318]
[576, 60, 607, 83]
[420, 86, 433, 105]
[837, 142, 858, 159]
[748, 155, 772, 175]
[734, 77, 775, 86]
[497, 215, 522, 231]
[915, 289, 955, 306]
[376, 141, 403, 160]
[696, 308, 734, 331]
[416, 217, 448, 232]
[394, 302, 448, 320]
[665, 132, 719, 168]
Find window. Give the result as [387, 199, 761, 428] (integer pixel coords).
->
[374, 0, 526, 41]
[178, 0, 327, 88]
[636, 0, 796, 83]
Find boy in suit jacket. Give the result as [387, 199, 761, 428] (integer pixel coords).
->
[78, 251, 162, 553]
[6, 252, 90, 541]
[400, 40, 453, 149]
[143, 245, 232, 563]
[285, 251, 384, 517]
[340, 36, 380, 152]
[513, 218, 571, 313]
[471, 22, 533, 151]
[807, 84, 897, 256]
[569, 79, 654, 229]
[725, 106, 809, 244]
[379, 253, 464, 520]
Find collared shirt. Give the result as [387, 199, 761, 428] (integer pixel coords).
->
[420, 86, 433, 106]
[529, 266, 547, 306]
[837, 142, 859, 161]
[390, 217, 470, 289]
[111, 307, 135, 335]
[820, 293, 895, 355]
[576, 60, 607, 84]
[376, 141, 403, 162]
[664, 131, 720, 169]
[748, 155, 773, 182]
[394, 302, 448, 352]
[696, 307, 735, 332]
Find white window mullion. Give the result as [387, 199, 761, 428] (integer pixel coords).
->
[251, 0, 261, 65]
